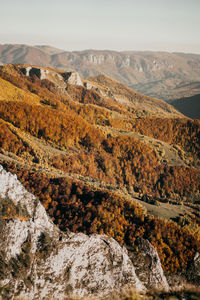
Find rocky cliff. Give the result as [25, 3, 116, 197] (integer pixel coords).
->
[0, 166, 174, 299]
[20, 66, 83, 90]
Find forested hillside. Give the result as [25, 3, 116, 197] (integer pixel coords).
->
[0, 63, 200, 285]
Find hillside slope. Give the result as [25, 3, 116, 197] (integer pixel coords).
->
[170, 94, 200, 119]
[0, 63, 200, 292]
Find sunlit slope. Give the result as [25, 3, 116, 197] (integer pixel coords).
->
[0, 63, 200, 280]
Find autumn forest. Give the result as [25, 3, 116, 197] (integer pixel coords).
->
[0, 63, 200, 280]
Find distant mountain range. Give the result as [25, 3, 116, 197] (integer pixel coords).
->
[0, 44, 200, 101]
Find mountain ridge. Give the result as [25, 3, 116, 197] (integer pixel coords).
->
[1, 44, 200, 101]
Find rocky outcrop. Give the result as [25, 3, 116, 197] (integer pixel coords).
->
[84, 81, 95, 90]
[20, 66, 67, 94]
[20, 66, 83, 89]
[0, 166, 145, 299]
[62, 71, 83, 86]
[21, 66, 50, 80]
[127, 238, 169, 291]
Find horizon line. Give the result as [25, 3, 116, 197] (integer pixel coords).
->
[1, 42, 200, 56]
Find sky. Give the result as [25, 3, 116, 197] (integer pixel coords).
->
[1, 0, 200, 53]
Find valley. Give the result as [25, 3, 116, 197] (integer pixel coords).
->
[0, 63, 200, 299]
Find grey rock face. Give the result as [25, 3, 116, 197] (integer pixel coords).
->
[0, 166, 145, 299]
[21, 66, 61, 81]
[21, 67, 50, 80]
[62, 71, 83, 86]
[127, 237, 169, 291]
[20, 66, 83, 90]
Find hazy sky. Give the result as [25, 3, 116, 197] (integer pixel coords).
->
[1, 0, 200, 53]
